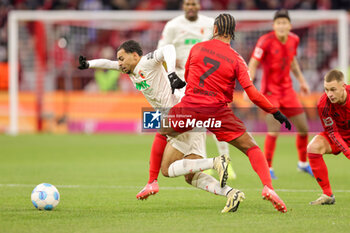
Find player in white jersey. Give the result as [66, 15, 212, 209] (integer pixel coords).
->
[157, 0, 236, 180]
[157, 1, 213, 80]
[78, 40, 244, 213]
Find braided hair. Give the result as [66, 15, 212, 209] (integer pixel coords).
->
[214, 13, 236, 40]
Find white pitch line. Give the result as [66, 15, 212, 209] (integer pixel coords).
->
[0, 183, 194, 190]
[1, 183, 350, 193]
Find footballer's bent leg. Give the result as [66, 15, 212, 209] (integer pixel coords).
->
[229, 132, 287, 213]
[188, 171, 245, 213]
[163, 144, 216, 177]
[307, 135, 334, 200]
[184, 154, 245, 213]
[229, 132, 272, 188]
[187, 171, 232, 196]
[160, 143, 186, 177]
[166, 153, 229, 188]
[184, 154, 232, 196]
[148, 133, 167, 183]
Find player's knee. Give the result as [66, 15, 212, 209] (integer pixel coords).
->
[297, 124, 308, 134]
[184, 174, 194, 184]
[161, 165, 170, 177]
[228, 133, 258, 153]
[159, 132, 167, 137]
[241, 137, 258, 151]
[268, 132, 279, 137]
[307, 141, 322, 154]
[158, 129, 167, 137]
[243, 142, 257, 152]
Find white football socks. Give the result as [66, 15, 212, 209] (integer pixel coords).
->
[168, 158, 214, 177]
[298, 161, 309, 168]
[213, 134, 229, 155]
[191, 172, 232, 197]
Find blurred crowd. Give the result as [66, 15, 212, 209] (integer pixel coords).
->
[1, 0, 349, 11]
[1, 0, 349, 62]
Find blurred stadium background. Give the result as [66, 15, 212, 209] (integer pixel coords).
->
[0, 0, 349, 134]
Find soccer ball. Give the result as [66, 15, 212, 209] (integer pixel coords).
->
[31, 183, 60, 210]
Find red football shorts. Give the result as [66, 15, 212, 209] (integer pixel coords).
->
[318, 132, 350, 155]
[168, 101, 246, 142]
[264, 89, 304, 117]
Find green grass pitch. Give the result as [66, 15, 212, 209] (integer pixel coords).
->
[1, 134, 350, 233]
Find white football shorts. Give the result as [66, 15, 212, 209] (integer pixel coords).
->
[168, 130, 207, 158]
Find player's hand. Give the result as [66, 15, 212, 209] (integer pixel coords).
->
[168, 72, 186, 94]
[273, 111, 291, 130]
[300, 82, 310, 96]
[78, 56, 89, 69]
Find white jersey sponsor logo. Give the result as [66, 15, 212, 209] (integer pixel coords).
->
[254, 47, 264, 59]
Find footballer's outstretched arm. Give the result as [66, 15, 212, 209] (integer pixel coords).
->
[245, 85, 276, 114]
[237, 56, 291, 130]
[245, 85, 291, 130]
[237, 54, 276, 114]
[78, 56, 120, 70]
[236, 56, 291, 130]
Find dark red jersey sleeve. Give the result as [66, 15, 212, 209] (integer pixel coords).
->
[318, 95, 350, 158]
[245, 85, 277, 114]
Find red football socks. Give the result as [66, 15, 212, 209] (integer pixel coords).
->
[264, 134, 277, 168]
[148, 133, 167, 184]
[308, 153, 333, 196]
[246, 146, 273, 189]
[297, 134, 308, 162]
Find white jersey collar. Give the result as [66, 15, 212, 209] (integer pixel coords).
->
[132, 56, 145, 77]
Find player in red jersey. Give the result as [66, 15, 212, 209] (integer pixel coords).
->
[161, 13, 291, 213]
[307, 69, 350, 205]
[248, 9, 312, 179]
